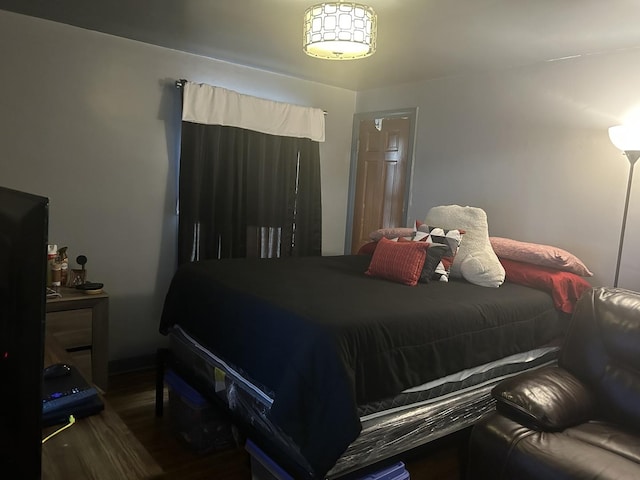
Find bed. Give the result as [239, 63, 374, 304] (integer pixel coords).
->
[157, 253, 577, 479]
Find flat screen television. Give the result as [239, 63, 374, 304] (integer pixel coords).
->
[0, 186, 49, 479]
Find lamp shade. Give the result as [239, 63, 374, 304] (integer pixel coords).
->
[609, 125, 640, 151]
[303, 3, 377, 60]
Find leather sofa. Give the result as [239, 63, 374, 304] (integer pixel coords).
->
[466, 286, 640, 480]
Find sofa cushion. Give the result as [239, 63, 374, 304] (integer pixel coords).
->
[566, 421, 640, 464]
[493, 366, 595, 431]
[468, 414, 640, 480]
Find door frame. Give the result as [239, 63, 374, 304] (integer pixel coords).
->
[344, 107, 419, 254]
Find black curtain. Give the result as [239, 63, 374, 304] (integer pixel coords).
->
[178, 123, 322, 264]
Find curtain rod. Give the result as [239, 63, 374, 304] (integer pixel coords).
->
[175, 79, 327, 115]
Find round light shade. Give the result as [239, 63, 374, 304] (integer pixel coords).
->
[303, 3, 377, 60]
[609, 125, 640, 151]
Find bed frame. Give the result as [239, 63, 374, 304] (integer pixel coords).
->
[156, 254, 569, 479]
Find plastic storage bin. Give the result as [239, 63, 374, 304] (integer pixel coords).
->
[245, 439, 410, 480]
[357, 461, 410, 480]
[165, 369, 238, 453]
[245, 439, 294, 480]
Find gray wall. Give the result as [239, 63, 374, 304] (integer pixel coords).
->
[5, 8, 640, 365]
[356, 48, 640, 289]
[0, 11, 356, 363]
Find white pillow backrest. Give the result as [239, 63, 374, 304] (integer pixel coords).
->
[424, 205, 505, 288]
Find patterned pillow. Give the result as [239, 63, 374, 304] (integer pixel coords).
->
[369, 227, 416, 242]
[417, 225, 464, 282]
[365, 237, 428, 286]
[397, 237, 448, 283]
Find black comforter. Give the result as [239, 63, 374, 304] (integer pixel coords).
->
[159, 255, 565, 477]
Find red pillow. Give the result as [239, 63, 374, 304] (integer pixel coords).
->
[365, 237, 428, 286]
[500, 258, 592, 314]
[357, 241, 378, 256]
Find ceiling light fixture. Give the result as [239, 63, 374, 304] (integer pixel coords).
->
[303, 2, 377, 60]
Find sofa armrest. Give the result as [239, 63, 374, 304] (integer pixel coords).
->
[492, 365, 596, 431]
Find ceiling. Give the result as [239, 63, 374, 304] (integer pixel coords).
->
[3, 0, 640, 91]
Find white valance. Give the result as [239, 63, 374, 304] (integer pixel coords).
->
[182, 82, 325, 142]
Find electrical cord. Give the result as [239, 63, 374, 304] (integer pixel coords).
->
[42, 415, 76, 443]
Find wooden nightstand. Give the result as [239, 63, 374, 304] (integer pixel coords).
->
[46, 287, 109, 391]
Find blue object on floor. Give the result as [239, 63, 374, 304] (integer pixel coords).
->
[356, 461, 410, 480]
[245, 439, 295, 480]
[245, 437, 410, 480]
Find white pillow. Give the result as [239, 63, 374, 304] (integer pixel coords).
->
[424, 205, 505, 287]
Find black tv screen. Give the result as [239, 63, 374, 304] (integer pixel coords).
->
[0, 186, 49, 479]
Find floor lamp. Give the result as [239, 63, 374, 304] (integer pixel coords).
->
[608, 125, 640, 288]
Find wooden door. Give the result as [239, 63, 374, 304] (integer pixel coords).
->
[350, 117, 411, 253]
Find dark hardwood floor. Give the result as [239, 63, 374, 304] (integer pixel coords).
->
[106, 368, 466, 479]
